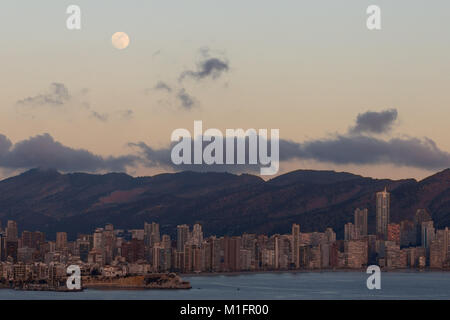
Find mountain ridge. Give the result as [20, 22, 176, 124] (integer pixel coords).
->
[0, 168, 448, 240]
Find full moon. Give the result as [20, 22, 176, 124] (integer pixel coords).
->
[111, 32, 130, 50]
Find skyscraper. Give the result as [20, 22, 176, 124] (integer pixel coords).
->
[93, 228, 104, 250]
[144, 222, 160, 247]
[192, 224, 203, 247]
[6, 220, 18, 241]
[387, 223, 400, 244]
[56, 232, 67, 250]
[177, 224, 190, 252]
[344, 222, 359, 240]
[376, 187, 390, 240]
[291, 224, 300, 268]
[354, 208, 368, 236]
[421, 220, 435, 249]
[414, 209, 432, 246]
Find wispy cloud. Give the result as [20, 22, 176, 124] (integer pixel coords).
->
[120, 109, 134, 120]
[176, 88, 196, 110]
[179, 57, 229, 82]
[16, 83, 71, 107]
[153, 81, 172, 93]
[90, 111, 109, 122]
[149, 48, 230, 111]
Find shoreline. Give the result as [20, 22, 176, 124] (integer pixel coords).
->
[181, 268, 450, 277]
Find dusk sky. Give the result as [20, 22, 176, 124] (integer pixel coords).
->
[1, 0, 450, 180]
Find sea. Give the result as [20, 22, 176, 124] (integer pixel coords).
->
[0, 271, 449, 300]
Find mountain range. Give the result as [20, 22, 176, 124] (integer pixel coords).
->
[0, 167, 449, 240]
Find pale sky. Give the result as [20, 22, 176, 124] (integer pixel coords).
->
[0, 0, 449, 180]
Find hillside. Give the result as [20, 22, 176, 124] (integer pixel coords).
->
[0, 168, 448, 239]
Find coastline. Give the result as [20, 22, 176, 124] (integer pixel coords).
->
[181, 267, 450, 277]
[82, 274, 191, 290]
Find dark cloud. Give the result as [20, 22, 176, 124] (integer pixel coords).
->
[148, 49, 230, 112]
[350, 109, 398, 134]
[0, 133, 138, 172]
[153, 81, 172, 93]
[129, 139, 264, 174]
[177, 88, 196, 109]
[131, 126, 450, 173]
[179, 57, 229, 82]
[276, 135, 450, 170]
[129, 142, 172, 168]
[16, 83, 71, 107]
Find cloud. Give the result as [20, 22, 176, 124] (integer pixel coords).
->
[129, 139, 263, 174]
[0, 133, 138, 172]
[274, 109, 450, 170]
[278, 135, 450, 170]
[350, 109, 398, 134]
[152, 49, 161, 58]
[15, 83, 109, 124]
[179, 57, 229, 82]
[16, 83, 71, 107]
[177, 88, 196, 110]
[90, 111, 109, 122]
[130, 108, 450, 173]
[120, 109, 134, 119]
[153, 81, 172, 93]
[148, 49, 230, 111]
[2, 106, 448, 177]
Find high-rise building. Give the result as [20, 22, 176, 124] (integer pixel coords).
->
[421, 220, 435, 249]
[177, 224, 190, 252]
[77, 240, 90, 262]
[431, 229, 449, 268]
[160, 234, 171, 249]
[93, 228, 104, 250]
[103, 224, 116, 264]
[376, 187, 390, 240]
[387, 223, 400, 244]
[345, 240, 368, 268]
[414, 209, 432, 246]
[344, 223, 359, 240]
[56, 232, 67, 250]
[192, 224, 203, 247]
[121, 239, 145, 263]
[21, 231, 33, 249]
[224, 236, 241, 272]
[5, 240, 18, 262]
[144, 222, 160, 247]
[354, 208, 368, 236]
[324, 228, 336, 243]
[0, 233, 5, 261]
[291, 224, 300, 268]
[275, 235, 291, 270]
[400, 220, 415, 247]
[130, 229, 145, 240]
[6, 220, 18, 241]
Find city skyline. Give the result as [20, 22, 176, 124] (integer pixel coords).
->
[1, 187, 449, 275]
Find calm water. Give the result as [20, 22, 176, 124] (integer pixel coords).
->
[0, 271, 449, 300]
